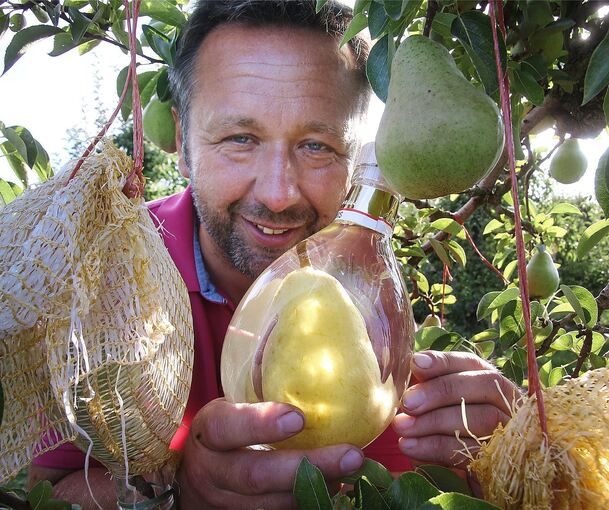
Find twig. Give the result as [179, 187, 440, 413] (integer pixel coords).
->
[423, 0, 439, 37]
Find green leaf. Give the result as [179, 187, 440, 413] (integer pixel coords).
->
[476, 340, 496, 359]
[385, 472, 440, 510]
[28, 480, 53, 510]
[1, 126, 28, 162]
[49, 32, 83, 57]
[576, 218, 609, 258]
[340, 13, 368, 47]
[383, 0, 404, 20]
[548, 202, 583, 216]
[502, 259, 518, 281]
[3, 25, 63, 75]
[430, 218, 465, 237]
[11, 125, 38, 167]
[471, 329, 499, 342]
[548, 366, 564, 387]
[595, 147, 609, 217]
[78, 38, 101, 56]
[139, 0, 186, 27]
[316, 0, 329, 13]
[451, 11, 507, 95]
[368, 1, 390, 39]
[575, 332, 606, 355]
[551, 332, 575, 351]
[341, 459, 393, 489]
[116, 69, 159, 121]
[68, 7, 93, 43]
[0, 179, 18, 206]
[415, 326, 451, 351]
[294, 457, 332, 510]
[33, 140, 53, 181]
[430, 238, 452, 267]
[432, 12, 457, 41]
[445, 239, 467, 267]
[567, 285, 598, 327]
[582, 28, 609, 105]
[142, 24, 173, 64]
[419, 492, 501, 509]
[560, 285, 586, 325]
[156, 66, 171, 102]
[483, 218, 504, 235]
[367, 34, 391, 102]
[1, 141, 28, 187]
[476, 291, 501, 321]
[603, 88, 609, 127]
[416, 465, 472, 495]
[354, 477, 390, 509]
[487, 287, 521, 313]
[512, 67, 544, 106]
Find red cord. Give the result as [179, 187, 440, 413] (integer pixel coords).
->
[67, 0, 144, 200]
[488, 0, 548, 437]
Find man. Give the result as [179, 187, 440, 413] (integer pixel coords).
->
[29, 1, 517, 508]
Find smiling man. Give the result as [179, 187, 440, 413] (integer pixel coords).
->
[28, 2, 518, 509]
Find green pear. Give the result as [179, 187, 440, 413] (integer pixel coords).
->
[375, 35, 504, 200]
[261, 267, 397, 450]
[549, 138, 588, 184]
[594, 146, 609, 217]
[143, 97, 177, 153]
[421, 314, 441, 328]
[526, 245, 560, 299]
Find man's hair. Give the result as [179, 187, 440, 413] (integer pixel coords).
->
[168, 0, 371, 152]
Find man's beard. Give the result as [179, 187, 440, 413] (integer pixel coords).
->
[191, 188, 318, 279]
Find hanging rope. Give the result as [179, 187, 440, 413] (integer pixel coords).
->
[488, 0, 548, 438]
[67, 0, 144, 199]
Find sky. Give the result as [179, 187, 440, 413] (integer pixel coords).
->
[0, 10, 608, 201]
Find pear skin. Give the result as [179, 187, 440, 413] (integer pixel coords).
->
[526, 246, 560, 299]
[375, 35, 504, 200]
[550, 138, 588, 184]
[261, 267, 398, 450]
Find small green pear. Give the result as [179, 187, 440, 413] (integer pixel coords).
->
[526, 245, 560, 299]
[421, 314, 441, 328]
[549, 138, 588, 184]
[375, 35, 504, 200]
[594, 146, 609, 217]
[143, 97, 177, 153]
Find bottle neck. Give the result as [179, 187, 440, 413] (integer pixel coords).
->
[335, 183, 399, 236]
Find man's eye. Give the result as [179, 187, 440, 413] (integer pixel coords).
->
[227, 135, 253, 144]
[304, 141, 330, 152]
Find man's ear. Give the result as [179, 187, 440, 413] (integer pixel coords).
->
[173, 106, 190, 179]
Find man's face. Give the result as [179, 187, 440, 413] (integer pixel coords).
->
[177, 24, 363, 279]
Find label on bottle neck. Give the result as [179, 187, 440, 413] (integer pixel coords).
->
[335, 183, 398, 236]
[336, 208, 394, 236]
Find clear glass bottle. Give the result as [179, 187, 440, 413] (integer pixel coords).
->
[220, 142, 415, 450]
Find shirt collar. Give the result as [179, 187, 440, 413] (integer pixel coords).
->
[193, 215, 227, 305]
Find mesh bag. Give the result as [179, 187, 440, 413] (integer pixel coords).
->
[471, 366, 609, 510]
[0, 141, 194, 482]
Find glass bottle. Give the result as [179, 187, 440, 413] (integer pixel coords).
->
[220, 142, 415, 450]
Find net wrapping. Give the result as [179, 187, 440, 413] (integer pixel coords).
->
[0, 142, 194, 482]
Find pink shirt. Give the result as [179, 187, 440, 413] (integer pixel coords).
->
[33, 188, 411, 472]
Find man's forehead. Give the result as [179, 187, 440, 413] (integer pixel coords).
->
[195, 23, 356, 73]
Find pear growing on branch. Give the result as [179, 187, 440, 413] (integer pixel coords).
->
[375, 35, 504, 200]
[526, 245, 560, 299]
[549, 138, 588, 184]
[143, 97, 177, 153]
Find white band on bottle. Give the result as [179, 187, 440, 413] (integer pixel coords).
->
[336, 208, 394, 236]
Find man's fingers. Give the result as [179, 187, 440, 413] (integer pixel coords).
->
[398, 435, 480, 469]
[410, 351, 494, 381]
[210, 445, 365, 495]
[402, 370, 520, 416]
[193, 398, 305, 450]
[393, 404, 510, 439]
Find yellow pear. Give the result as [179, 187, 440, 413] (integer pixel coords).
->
[421, 314, 441, 328]
[261, 267, 398, 450]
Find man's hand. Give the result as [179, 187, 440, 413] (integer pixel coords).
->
[176, 398, 365, 510]
[392, 351, 521, 468]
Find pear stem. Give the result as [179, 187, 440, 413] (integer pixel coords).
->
[488, 0, 548, 440]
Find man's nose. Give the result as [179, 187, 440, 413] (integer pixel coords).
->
[253, 145, 301, 213]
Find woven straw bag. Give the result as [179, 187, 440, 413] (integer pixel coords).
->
[0, 142, 193, 482]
